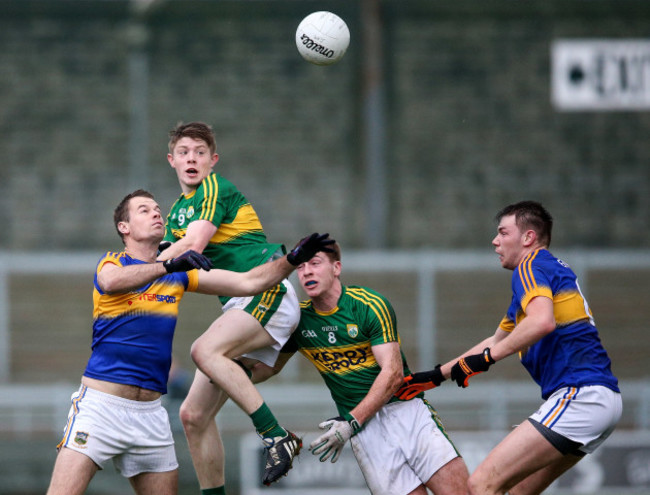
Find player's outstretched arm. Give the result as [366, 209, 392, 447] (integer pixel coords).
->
[450, 297, 555, 387]
[97, 250, 212, 294]
[196, 233, 335, 297]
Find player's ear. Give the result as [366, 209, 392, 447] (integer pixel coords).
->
[211, 153, 219, 167]
[333, 260, 342, 277]
[117, 222, 129, 235]
[522, 229, 536, 247]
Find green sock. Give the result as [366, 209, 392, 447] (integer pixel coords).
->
[201, 487, 225, 495]
[251, 402, 287, 439]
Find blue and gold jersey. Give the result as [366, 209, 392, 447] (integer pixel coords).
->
[84, 251, 199, 394]
[283, 285, 412, 416]
[499, 249, 619, 399]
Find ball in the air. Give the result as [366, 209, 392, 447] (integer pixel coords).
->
[295, 11, 350, 66]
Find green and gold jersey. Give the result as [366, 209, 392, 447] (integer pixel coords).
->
[164, 172, 284, 276]
[284, 285, 412, 416]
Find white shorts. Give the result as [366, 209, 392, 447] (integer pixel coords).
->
[529, 385, 622, 454]
[57, 385, 178, 478]
[222, 278, 299, 366]
[350, 399, 460, 495]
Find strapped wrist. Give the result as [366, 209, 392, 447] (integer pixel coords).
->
[483, 347, 495, 365]
[342, 412, 362, 434]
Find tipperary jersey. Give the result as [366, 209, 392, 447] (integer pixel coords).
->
[164, 172, 284, 279]
[499, 248, 619, 399]
[283, 285, 412, 416]
[83, 251, 199, 394]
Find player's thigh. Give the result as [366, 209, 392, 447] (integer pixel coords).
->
[46, 447, 98, 495]
[181, 369, 229, 424]
[129, 469, 178, 495]
[198, 309, 274, 358]
[509, 454, 581, 495]
[470, 420, 565, 493]
[424, 456, 469, 495]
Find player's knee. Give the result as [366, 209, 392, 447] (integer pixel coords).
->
[189, 339, 212, 368]
[179, 399, 209, 433]
[467, 472, 492, 495]
[189, 337, 226, 368]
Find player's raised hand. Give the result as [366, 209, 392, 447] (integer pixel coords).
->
[309, 414, 360, 463]
[395, 365, 445, 400]
[450, 348, 495, 387]
[163, 250, 212, 273]
[286, 233, 335, 266]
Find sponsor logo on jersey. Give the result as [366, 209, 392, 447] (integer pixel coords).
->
[138, 293, 178, 303]
[347, 324, 359, 338]
[74, 431, 89, 446]
[302, 343, 376, 374]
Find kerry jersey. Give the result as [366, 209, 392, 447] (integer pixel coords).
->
[83, 251, 199, 394]
[499, 248, 619, 399]
[164, 172, 284, 277]
[283, 285, 412, 416]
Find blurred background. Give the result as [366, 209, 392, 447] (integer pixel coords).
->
[1, 0, 649, 493]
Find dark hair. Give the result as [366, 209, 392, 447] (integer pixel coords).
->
[168, 121, 217, 155]
[496, 200, 553, 247]
[114, 189, 155, 242]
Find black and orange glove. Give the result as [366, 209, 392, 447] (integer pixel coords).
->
[450, 348, 495, 388]
[395, 365, 445, 400]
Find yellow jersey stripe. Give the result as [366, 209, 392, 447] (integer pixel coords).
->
[518, 249, 539, 294]
[209, 204, 264, 244]
[199, 174, 219, 221]
[346, 288, 395, 341]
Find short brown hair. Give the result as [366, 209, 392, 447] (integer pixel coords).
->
[496, 200, 553, 247]
[168, 121, 217, 155]
[324, 241, 341, 262]
[114, 189, 155, 242]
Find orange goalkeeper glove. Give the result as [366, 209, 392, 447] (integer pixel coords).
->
[450, 348, 495, 388]
[395, 365, 445, 400]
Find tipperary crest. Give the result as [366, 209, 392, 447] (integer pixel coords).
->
[347, 324, 359, 338]
[74, 431, 89, 446]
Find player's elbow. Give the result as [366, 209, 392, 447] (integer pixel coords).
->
[96, 276, 119, 294]
[539, 315, 557, 336]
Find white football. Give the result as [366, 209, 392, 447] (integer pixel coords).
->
[295, 11, 350, 66]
